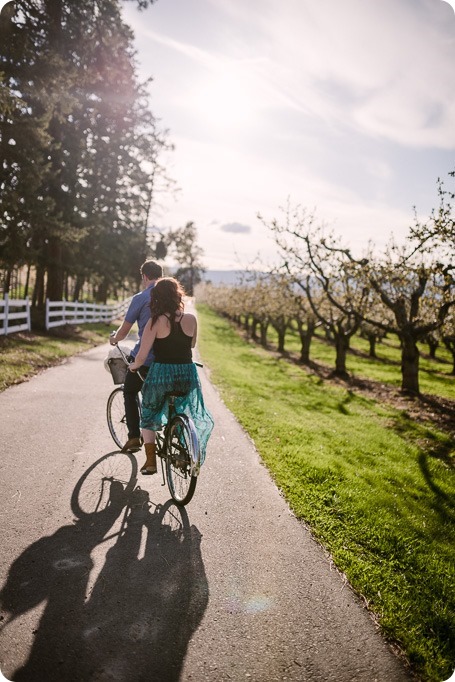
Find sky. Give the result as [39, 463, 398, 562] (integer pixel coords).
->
[121, 0, 455, 271]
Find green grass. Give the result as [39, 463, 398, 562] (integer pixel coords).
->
[266, 325, 455, 401]
[0, 322, 116, 391]
[197, 305, 455, 682]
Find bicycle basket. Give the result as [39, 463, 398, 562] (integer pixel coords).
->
[107, 357, 128, 384]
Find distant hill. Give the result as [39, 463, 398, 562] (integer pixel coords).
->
[201, 270, 247, 286]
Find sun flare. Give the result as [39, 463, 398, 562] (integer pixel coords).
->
[188, 67, 256, 130]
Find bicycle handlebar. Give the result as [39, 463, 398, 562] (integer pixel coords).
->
[109, 337, 145, 382]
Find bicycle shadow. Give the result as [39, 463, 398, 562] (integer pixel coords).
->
[0, 455, 208, 681]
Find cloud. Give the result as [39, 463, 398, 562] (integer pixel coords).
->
[220, 222, 252, 234]
[240, 0, 455, 149]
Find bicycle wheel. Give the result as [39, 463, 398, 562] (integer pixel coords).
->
[165, 414, 198, 506]
[106, 387, 141, 450]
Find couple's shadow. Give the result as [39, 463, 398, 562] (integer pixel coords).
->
[0, 451, 209, 681]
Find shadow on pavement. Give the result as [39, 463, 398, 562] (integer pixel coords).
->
[0, 453, 208, 681]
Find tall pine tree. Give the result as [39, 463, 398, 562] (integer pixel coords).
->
[1, 0, 167, 305]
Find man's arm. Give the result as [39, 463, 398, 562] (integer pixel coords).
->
[129, 322, 156, 370]
[109, 320, 133, 345]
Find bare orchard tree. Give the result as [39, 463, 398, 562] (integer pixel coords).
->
[359, 321, 387, 359]
[441, 310, 455, 375]
[268, 173, 455, 395]
[263, 205, 371, 377]
[409, 171, 454, 259]
[253, 273, 299, 353]
[237, 271, 271, 346]
[357, 170, 454, 395]
[329, 235, 453, 395]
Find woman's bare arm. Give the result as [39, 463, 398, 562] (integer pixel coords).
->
[191, 316, 198, 348]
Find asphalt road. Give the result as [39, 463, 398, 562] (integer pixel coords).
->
[0, 342, 412, 682]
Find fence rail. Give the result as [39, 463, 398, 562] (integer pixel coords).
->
[45, 298, 131, 330]
[0, 296, 131, 335]
[0, 295, 31, 335]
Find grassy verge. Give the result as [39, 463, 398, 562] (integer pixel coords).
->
[197, 304, 455, 682]
[0, 322, 116, 391]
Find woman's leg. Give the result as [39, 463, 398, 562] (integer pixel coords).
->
[140, 428, 157, 474]
[141, 428, 156, 444]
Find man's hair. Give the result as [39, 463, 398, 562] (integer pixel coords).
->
[141, 260, 163, 281]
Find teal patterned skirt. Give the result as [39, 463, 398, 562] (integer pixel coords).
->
[140, 362, 214, 463]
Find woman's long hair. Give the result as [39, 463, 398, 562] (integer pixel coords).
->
[150, 277, 185, 327]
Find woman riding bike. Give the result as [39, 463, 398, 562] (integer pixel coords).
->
[129, 277, 214, 475]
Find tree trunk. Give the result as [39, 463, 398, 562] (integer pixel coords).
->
[3, 269, 11, 295]
[74, 276, 84, 302]
[443, 338, 455, 375]
[33, 266, 45, 308]
[46, 236, 64, 301]
[96, 278, 109, 304]
[251, 318, 259, 340]
[368, 334, 377, 358]
[427, 338, 438, 359]
[24, 265, 31, 298]
[298, 319, 315, 364]
[260, 322, 268, 347]
[334, 334, 350, 377]
[276, 327, 286, 353]
[400, 334, 420, 395]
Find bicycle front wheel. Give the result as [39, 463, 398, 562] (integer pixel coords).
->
[165, 415, 198, 506]
[107, 387, 141, 450]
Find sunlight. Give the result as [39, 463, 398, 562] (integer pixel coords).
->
[188, 67, 256, 130]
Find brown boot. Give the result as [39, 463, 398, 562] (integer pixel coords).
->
[141, 443, 157, 475]
[121, 437, 142, 453]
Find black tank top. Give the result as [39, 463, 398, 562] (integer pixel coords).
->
[153, 319, 193, 364]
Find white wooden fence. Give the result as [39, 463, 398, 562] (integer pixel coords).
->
[45, 298, 131, 330]
[0, 295, 132, 335]
[0, 295, 31, 335]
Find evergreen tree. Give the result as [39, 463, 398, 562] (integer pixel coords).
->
[169, 222, 205, 296]
[0, 0, 168, 305]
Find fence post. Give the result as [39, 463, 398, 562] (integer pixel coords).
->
[45, 298, 49, 330]
[83, 300, 87, 323]
[26, 296, 31, 332]
[3, 294, 9, 335]
[62, 297, 66, 325]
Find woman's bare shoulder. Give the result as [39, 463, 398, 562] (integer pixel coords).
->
[180, 312, 197, 334]
[182, 312, 197, 323]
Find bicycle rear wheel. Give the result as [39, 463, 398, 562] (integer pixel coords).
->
[106, 387, 141, 450]
[165, 415, 198, 506]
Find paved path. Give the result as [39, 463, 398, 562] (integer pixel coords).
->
[0, 343, 411, 681]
